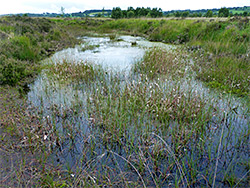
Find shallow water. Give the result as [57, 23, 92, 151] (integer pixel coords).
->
[28, 35, 174, 110]
[48, 35, 174, 71]
[27, 35, 249, 187]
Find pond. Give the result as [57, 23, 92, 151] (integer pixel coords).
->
[27, 35, 249, 187]
[28, 35, 174, 112]
[50, 35, 174, 70]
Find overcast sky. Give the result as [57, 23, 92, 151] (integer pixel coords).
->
[1, 0, 249, 15]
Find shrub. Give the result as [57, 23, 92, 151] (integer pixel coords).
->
[0, 56, 28, 85]
[2, 36, 40, 61]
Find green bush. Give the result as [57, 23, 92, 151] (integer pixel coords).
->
[0, 56, 28, 85]
[12, 36, 39, 61]
[1, 36, 40, 61]
[47, 29, 62, 41]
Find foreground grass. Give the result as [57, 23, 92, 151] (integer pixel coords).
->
[2, 47, 249, 187]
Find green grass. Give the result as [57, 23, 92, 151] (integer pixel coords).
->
[0, 16, 79, 86]
[1, 16, 248, 96]
[3, 47, 245, 187]
[1, 52, 249, 187]
[96, 18, 250, 98]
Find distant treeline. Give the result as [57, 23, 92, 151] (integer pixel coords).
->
[111, 7, 163, 19]
[111, 6, 250, 19]
[165, 6, 250, 17]
[2, 6, 249, 18]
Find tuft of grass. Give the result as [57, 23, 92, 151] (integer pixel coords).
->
[81, 44, 100, 52]
[133, 47, 188, 80]
[45, 60, 100, 83]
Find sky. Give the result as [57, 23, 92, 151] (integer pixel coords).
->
[0, 0, 250, 15]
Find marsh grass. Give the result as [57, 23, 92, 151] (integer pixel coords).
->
[1, 17, 250, 187]
[44, 59, 102, 84]
[81, 44, 100, 52]
[133, 47, 187, 80]
[97, 18, 250, 98]
[1, 45, 249, 187]
[195, 52, 250, 98]
[53, 48, 247, 187]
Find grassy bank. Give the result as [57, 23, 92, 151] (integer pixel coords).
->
[96, 18, 250, 98]
[0, 16, 81, 86]
[1, 16, 249, 97]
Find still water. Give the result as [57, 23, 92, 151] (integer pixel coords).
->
[26, 35, 249, 187]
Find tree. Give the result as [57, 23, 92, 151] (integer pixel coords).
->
[175, 11, 181, 17]
[205, 10, 213, 17]
[111, 7, 122, 19]
[198, 13, 202, 17]
[127, 7, 134, 12]
[60, 6, 65, 17]
[102, 8, 105, 17]
[218, 7, 229, 17]
[127, 11, 135, 18]
[243, 11, 248, 17]
[182, 11, 190, 18]
[122, 10, 127, 18]
[158, 8, 163, 17]
[151, 8, 158, 18]
[146, 13, 151, 18]
[96, 13, 102, 17]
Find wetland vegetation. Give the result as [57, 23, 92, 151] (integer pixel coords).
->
[0, 16, 249, 187]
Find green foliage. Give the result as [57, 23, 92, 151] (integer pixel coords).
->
[181, 11, 190, 18]
[127, 11, 135, 18]
[111, 7, 122, 19]
[45, 60, 100, 84]
[0, 16, 79, 86]
[197, 55, 250, 96]
[111, 7, 163, 19]
[10, 36, 39, 61]
[0, 56, 30, 85]
[219, 7, 230, 17]
[205, 10, 213, 17]
[47, 29, 61, 41]
[133, 48, 184, 79]
[97, 18, 250, 97]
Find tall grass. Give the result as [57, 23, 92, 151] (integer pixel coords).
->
[9, 47, 245, 187]
[0, 16, 79, 86]
[97, 18, 250, 98]
[1, 16, 249, 97]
